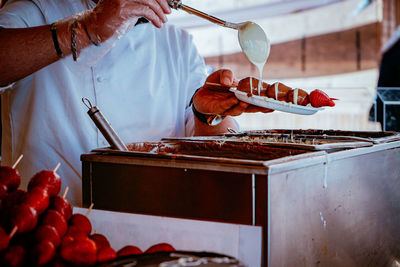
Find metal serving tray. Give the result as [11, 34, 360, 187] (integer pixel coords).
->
[92, 140, 321, 167]
[229, 129, 400, 144]
[162, 136, 372, 151]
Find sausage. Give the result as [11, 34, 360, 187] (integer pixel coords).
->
[267, 82, 292, 101]
[287, 88, 309, 106]
[237, 77, 270, 96]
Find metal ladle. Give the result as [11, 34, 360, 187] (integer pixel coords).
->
[167, 0, 270, 72]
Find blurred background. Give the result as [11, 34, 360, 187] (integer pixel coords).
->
[1, 0, 400, 132]
[168, 0, 400, 131]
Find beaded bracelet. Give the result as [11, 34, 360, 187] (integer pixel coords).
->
[50, 23, 63, 58]
[71, 20, 79, 61]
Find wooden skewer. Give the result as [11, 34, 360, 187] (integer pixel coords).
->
[53, 163, 61, 173]
[205, 82, 225, 87]
[204, 82, 235, 93]
[12, 155, 23, 169]
[85, 203, 94, 217]
[62, 187, 69, 199]
[9, 226, 18, 239]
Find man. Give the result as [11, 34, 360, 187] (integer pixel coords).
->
[0, 0, 272, 205]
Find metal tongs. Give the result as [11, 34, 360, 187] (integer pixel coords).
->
[168, 0, 246, 30]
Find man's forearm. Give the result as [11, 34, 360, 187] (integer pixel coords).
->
[0, 20, 97, 87]
[193, 116, 239, 136]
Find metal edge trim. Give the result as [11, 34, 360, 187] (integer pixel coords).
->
[81, 154, 270, 175]
[327, 141, 400, 161]
[267, 167, 271, 267]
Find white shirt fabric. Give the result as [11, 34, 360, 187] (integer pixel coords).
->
[0, 0, 208, 206]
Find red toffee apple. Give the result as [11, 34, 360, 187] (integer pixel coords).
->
[0, 245, 26, 267]
[2, 189, 25, 208]
[49, 196, 72, 221]
[30, 240, 56, 266]
[145, 243, 176, 253]
[0, 190, 25, 226]
[65, 226, 88, 240]
[69, 214, 92, 235]
[41, 210, 67, 237]
[34, 225, 61, 247]
[0, 166, 21, 192]
[117, 245, 143, 257]
[97, 247, 117, 263]
[10, 204, 38, 233]
[49, 256, 67, 267]
[60, 237, 98, 266]
[89, 233, 110, 250]
[0, 227, 10, 251]
[28, 170, 61, 197]
[21, 186, 49, 214]
[0, 184, 8, 200]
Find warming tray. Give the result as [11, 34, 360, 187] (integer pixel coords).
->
[227, 129, 400, 144]
[162, 136, 372, 151]
[92, 140, 322, 167]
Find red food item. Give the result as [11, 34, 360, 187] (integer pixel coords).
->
[28, 170, 61, 197]
[0, 226, 10, 251]
[267, 82, 292, 101]
[21, 186, 49, 214]
[69, 214, 92, 235]
[309, 89, 338, 107]
[0, 190, 25, 226]
[117, 245, 143, 257]
[287, 89, 309, 106]
[65, 225, 88, 240]
[34, 225, 61, 247]
[49, 196, 72, 221]
[60, 237, 97, 266]
[145, 243, 175, 253]
[0, 166, 21, 192]
[97, 246, 117, 263]
[0, 184, 8, 200]
[10, 204, 38, 233]
[30, 240, 56, 266]
[49, 256, 67, 267]
[41, 210, 67, 237]
[2, 189, 25, 209]
[60, 235, 75, 247]
[89, 233, 110, 250]
[0, 245, 26, 267]
[237, 77, 270, 96]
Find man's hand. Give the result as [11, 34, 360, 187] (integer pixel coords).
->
[193, 69, 274, 117]
[92, 0, 172, 41]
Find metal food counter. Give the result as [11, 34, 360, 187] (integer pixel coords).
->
[81, 130, 400, 267]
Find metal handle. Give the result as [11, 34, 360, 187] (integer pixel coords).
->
[168, 0, 241, 30]
[82, 98, 128, 151]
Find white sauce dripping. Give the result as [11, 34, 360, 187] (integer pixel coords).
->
[238, 22, 270, 96]
[274, 82, 279, 100]
[293, 88, 299, 105]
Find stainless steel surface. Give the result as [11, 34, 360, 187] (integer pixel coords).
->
[230, 129, 400, 144]
[162, 136, 374, 151]
[168, 0, 244, 30]
[268, 141, 400, 266]
[81, 134, 400, 267]
[82, 98, 128, 151]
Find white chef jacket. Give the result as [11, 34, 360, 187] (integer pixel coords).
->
[0, 0, 208, 206]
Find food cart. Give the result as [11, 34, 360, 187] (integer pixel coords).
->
[81, 130, 400, 266]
